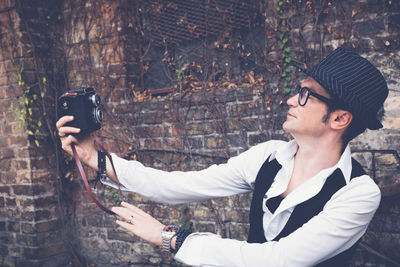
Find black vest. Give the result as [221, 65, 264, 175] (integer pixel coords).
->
[247, 156, 366, 266]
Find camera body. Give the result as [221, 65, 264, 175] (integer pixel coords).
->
[58, 87, 103, 136]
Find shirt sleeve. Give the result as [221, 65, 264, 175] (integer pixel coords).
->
[174, 175, 381, 267]
[101, 140, 281, 204]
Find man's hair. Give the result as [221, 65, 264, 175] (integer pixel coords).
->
[322, 106, 385, 146]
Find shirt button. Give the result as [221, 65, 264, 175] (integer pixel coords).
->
[263, 195, 268, 199]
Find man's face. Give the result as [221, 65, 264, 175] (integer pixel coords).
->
[282, 77, 332, 138]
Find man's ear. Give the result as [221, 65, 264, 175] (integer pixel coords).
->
[330, 110, 353, 130]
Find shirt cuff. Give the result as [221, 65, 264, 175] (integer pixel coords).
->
[99, 153, 129, 191]
[174, 233, 208, 266]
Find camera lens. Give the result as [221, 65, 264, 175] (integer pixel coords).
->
[92, 107, 103, 124]
[89, 94, 101, 106]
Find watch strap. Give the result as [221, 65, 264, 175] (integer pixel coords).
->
[161, 225, 178, 254]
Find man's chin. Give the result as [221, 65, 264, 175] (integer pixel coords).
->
[282, 121, 295, 134]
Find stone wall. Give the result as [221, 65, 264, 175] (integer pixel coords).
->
[0, 0, 399, 266]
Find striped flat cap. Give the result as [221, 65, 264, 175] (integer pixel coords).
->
[308, 47, 388, 130]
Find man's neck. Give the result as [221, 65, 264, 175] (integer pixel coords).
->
[294, 136, 343, 174]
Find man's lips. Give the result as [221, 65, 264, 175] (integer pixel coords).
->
[287, 112, 296, 118]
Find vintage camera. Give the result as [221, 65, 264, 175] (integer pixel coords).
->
[58, 87, 103, 136]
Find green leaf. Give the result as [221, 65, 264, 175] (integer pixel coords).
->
[276, 7, 280, 12]
[285, 67, 292, 72]
[286, 77, 291, 82]
[42, 77, 46, 84]
[285, 57, 292, 63]
[283, 38, 288, 44]
[285, 47, 291, 53]
[279, 1, 283, 6]
[279, 33, 284, 40]
[281, 72, 287, 78]
[35, 140, 40, 147]
[280, 43, 285, 50]
[26, 130, 34, 135]
[285, 88, 291, 94]
[40, 92, 45, 98]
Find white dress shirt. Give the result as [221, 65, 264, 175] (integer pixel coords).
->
[102, 140, 381, 267]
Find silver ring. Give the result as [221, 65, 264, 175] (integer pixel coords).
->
[127, 215, 134, 224]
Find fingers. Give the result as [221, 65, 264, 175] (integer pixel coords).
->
[121, 202, 150, 217]
[56, 116, 80, 137]
[111, 206, 135, 222]
[112, 203, 165, 246]
[116, 219, 135, 230]
[56, 116, 74, 130]
[58, 126, 81, 137]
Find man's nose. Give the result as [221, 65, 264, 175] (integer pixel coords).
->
[287, 93, 299, 107]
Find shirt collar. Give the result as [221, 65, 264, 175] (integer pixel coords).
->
[269, 140, 353, 184]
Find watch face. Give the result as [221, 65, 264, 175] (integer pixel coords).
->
[163, 225, 178, 232]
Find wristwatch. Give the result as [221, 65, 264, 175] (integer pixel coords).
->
[161, 225, 179, 254]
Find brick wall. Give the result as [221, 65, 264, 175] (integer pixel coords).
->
[0, 0, 399, 266]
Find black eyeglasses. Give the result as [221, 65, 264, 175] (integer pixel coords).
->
[297, 86, 335, 107]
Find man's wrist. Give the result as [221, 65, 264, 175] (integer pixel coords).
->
[171, 235, 177, 251]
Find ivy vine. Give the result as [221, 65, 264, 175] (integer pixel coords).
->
[14, 64, 46, 147]
[277, 0, 292, 93]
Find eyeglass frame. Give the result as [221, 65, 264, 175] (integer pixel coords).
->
[297, 85, 337, 107]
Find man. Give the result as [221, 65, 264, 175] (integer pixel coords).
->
[56, 47, 388, 266]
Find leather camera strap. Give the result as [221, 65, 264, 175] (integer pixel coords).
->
[71, 134, 124, 215]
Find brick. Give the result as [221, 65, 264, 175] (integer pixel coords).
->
[0, 185, 10, 194]
[13, 184, 33, 196]
[205, 136, 226, 149]
[227, 134, 246, 148]
[389, 14, 400, 34]
[142, 111, 163, 124]
[6, 197, 16, 207]
[107, 229, 135, 242]
[144, 138, 162, 148]
[22, 243, 67, 259]
[7, 221, 20, 232]
[227, 103, 253, 117]
[186, 122, 215, 135]
[0, 244, 8, 256]
[7, 136, 29, 146]
[163, 138, 181, 150]
[21, 220, 60, 234]
[353, 18, 385, 37]
[135, 125, 163, 138]
[16, 234, 39, 246]
[0, 159, 12, 170]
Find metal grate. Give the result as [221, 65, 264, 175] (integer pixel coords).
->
[143, 0, 251, 45]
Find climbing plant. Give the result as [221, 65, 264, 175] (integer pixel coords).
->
[14, 63, 47, 147]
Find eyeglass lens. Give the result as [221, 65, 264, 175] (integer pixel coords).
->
[298, 87, 309, 106]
